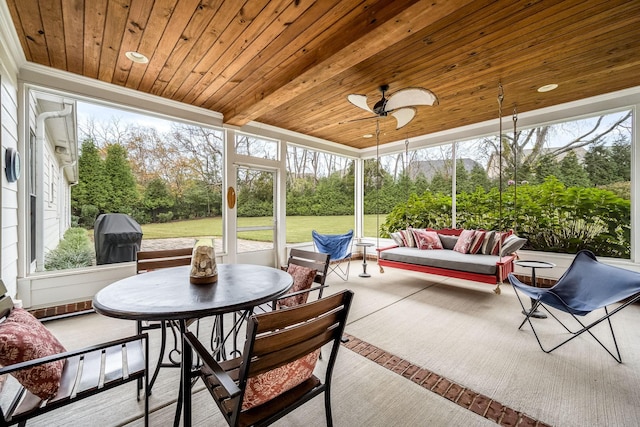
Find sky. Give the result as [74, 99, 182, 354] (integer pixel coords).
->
[77, 101, 174, 133]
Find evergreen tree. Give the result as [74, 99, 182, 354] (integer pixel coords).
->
[143, 178, 174, 221]
[532, 153, 561, 184]
[429, 171, 451, 195]
[584, 145, 613, 186]
[71, 139, 111, 214]
[104, 144, 140, 213]
[557, 151, 590, 187]
[455, 159, 471, 194]
[468, 163, 491, 191]
[414, 173, 429, 196]
[609, 139, 631, 182]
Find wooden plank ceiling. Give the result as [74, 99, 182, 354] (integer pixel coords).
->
[7, 0, 640, 149]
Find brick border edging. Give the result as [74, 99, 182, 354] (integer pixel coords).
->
[341, 333, 551, 427]
[28, 300, 93, 319]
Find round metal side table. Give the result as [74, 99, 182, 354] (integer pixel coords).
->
[355, 242, 375, 278]
[514, 260, 556, 319]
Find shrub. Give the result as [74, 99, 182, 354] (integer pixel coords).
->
[157, 212, 174, 223]
[130, 209, 151, 225]
[380, 177, 630, 258]
[598, 181, 630, 200]
[80, 204, 99, 228]
[44, 227, 95, 270]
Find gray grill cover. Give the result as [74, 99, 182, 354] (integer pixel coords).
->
[94, 214, 143, 265]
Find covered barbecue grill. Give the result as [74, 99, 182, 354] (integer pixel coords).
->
[94, 213, 143, 265]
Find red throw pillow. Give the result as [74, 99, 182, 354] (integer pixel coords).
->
[279, 264, 317, 308]
[412, 229, 443, 250]
[453, 229, 476, 254]
[242, 349, 321, 410]
[469, 230, 486, 254]
[0, 308, 67, 399]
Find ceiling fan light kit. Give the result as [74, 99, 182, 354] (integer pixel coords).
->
[346, 85, 438, 130]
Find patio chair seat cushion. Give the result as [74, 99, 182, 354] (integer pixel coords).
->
[242, 349, 321, 410]
[0, 308, 67, 399]
[278, 264, 317, 308]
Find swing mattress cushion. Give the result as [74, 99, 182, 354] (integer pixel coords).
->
[379, 247, 501, 276]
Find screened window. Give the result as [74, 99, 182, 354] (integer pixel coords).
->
[235, 133, 278, 160]
[285, 145, 354, 243]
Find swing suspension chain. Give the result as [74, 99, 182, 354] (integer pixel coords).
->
[405, 137, 410, 230]
[513, 105, 518, 230]
[376, 119, 380, 254]
[497, 83, 504, 236]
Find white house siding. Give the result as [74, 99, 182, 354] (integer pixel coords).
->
[0, 48, 20, 297]
[42, 146, 61, 255]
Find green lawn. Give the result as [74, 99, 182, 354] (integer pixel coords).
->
[140, 215, 386, 243]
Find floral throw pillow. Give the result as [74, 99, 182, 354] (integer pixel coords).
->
[242, 349, 321, 410]
[0, 308, 67, 399]
[412, 229, 443, 250]
[453, 229, 477, 254]
[279, 264, 317, 308]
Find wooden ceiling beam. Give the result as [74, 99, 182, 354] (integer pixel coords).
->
[190, 0, 313, 106]
[222, 0, 476, 127]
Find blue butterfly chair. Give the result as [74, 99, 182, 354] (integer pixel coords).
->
[312, 229, 354, 281]
[508, 249, 640, 362]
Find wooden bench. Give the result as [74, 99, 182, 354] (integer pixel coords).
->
[0, 280, 148, 426]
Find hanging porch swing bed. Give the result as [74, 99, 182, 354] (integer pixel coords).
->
[377, 228, 525, 294]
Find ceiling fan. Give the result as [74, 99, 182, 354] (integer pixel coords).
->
[345, 84, 438, 129]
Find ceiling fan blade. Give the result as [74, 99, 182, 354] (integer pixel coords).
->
[347, 94, 374, 113]
[391, 107, 416, 129]
[339, 115, 378, 125]
[385, 88, 438, 112]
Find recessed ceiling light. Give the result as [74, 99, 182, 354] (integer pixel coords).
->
[125, 51, 149, 64]
[537, 83, 558, 93]
[363, 134, 373, 138]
